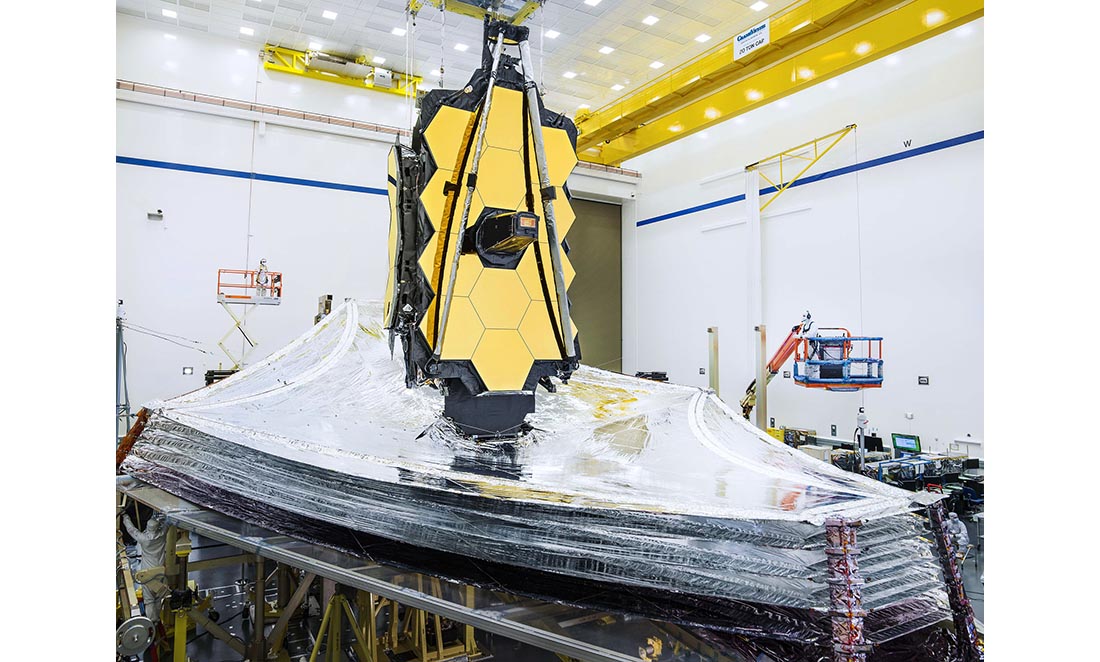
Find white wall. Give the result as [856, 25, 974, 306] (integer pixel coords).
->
[117, 14, 410, 408]
[116, 13, 635, 410]
[622, 20, 984, 456]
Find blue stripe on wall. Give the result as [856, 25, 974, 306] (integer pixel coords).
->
[636, 130, 984, 228]
[116, 156, 387, 196]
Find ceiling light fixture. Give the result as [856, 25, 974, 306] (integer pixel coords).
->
[578, 104, 591, 110]
[584, 0, 602, 6]
[643, 15, 659, 26]
[454, 43, 469, 51]
[322, 10, 338, 20]
[611, 83, 624, 91]
[309, 41, 322, 50]
[545, 29, 560, 39]
[649, 61, 664, 69]
[669, 123, 682, 132]
[598, 46, 615, 54]
[695, 34, 711, 43]
[750, 2, 769, 11]
[162, 9, 177, 19]
[240, 27, 255, 36]
[704, 107, 719, 119]
[563, 71, 578, 79]
[373, 56, 386, 64]
[430, 69, 441, 76]
[924, 9, 946, 26]
[797, 66, 814, 79]
[854, 41, 872, 55]
[746, 89, 762, 101]
[392, 27, 407, 36]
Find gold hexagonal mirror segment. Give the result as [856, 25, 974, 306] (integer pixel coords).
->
[469, 269, 531, 330]
[423, 105, 476, 171]
[472, 329, 534, 391]
[483, 87, 524, 152]
[439, 296, 485, 360]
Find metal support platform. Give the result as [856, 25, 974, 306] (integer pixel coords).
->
[117, 476, 748, 662]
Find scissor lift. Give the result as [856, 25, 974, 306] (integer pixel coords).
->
[216, 268, 283, 369]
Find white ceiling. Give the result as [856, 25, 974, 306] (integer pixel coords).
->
[117, 0, 784, 113]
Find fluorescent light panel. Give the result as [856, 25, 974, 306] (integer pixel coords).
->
[562, 71, 577, 79]
[545, 29, 560, 39]
[373, 56, 386, 64]
[322, 10, 338, 20]
[649, 61, 663, 69]
[240, 27, 254, 36]
[611, 83, 624, 91]
[695, 33, 711, 43]
[392, 27, 407, 36]
[598, 45, 614, 54]
[162, 9, 177, 18]
[454, 43, 469, 51]
[751, 2, 769, 11]
[309, 41, 322, 50]
[642, 15, 659, 25]
[584, 0, 602, 5]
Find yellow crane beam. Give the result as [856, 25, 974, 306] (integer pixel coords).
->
[263, 45, 421, 98]
[407, 0, 542, 25]
[576, 0, 983, 166]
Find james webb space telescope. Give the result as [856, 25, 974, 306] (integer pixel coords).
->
[384, 19, 581, 438]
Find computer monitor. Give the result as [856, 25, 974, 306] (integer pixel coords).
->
[863, 434, 884, 453]
[892, 433, 921, 454]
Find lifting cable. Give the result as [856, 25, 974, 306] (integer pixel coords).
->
[853, 127, 867, 408]
[440, 0, 446, 89]
[405, 8, 415, 134]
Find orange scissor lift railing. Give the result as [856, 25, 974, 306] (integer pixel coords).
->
[217, 268, 283, 304]
[793, 327, 883, 392]
[216, 268, 284, 369]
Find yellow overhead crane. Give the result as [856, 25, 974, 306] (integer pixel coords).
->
[407, 0, 543, 25]
[576, 0, 984, 166]
[263, 44, 422, 98]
